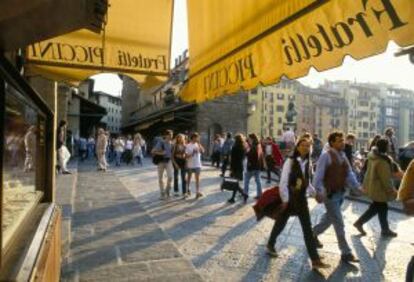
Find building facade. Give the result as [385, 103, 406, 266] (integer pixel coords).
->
[90, 91, 122, 134]
[296, 86, 348, 142]
[247, 79, 299, 139]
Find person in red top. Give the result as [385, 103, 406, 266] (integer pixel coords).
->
[263, 137, 283, 184]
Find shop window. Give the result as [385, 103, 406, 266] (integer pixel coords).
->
[2, 82, 46, 250]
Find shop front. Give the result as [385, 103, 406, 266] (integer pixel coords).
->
[0, 0, 107, 280]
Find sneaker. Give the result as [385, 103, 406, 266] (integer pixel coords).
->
[266, 244, 278, 257]
[311, 259, 330, 270]
[62, 170, 72, 175]
[381, 230, 397, 237]
[243, 194, 248, 203]
[353, 222, 367, 236]
[314, 235, 323, 249]
[341, 253, 360, 263]
[227, 198, 235, 204]
[174, 192, 180, 197]
[196, 192, 203, 199]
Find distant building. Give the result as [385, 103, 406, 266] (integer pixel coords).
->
[321, 81, 383, 150]
[90, 91, 122, 134]
[381, 87, 414, 146]
[296, 86, 348, 142]
[247, 79, 299, 139]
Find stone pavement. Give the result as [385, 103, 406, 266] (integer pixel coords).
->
[57, 158, 414, 281]
[58, 160, 203, 282]
[115, 160, 414, 282]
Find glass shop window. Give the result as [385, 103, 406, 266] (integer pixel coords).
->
[2, 82, 45, 250]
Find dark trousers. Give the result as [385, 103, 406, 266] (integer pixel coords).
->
[221, 155, 230, 175]
[211, 151, 221, 168]
[265, 156, 280, 182]
[229, 182, 245, 200]
[174, 166, 187, 194]
[268, 203, 319, 260]
[356, 201, 389, 231]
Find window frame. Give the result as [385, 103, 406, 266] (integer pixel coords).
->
[0, 54, 54, 262]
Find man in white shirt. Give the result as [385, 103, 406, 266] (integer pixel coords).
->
[282, 127, 296, 151]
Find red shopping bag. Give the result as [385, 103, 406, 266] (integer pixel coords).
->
[252, 186, 282, 221]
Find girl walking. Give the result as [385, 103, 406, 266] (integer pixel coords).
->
[267, 137, 329, 270]
[172, 134, 188, 197]
[227, 134, 248, 203]
[354, 138, 398, 237]
[186, 133, 205, 199]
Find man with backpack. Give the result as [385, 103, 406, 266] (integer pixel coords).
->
[152, 130, 174, 200]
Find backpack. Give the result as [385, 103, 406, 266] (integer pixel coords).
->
[152, 142, 165, 165]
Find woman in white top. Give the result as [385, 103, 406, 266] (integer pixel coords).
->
[124, 135, 134, 165]
[266, 137, 329, 270]
[186, 132, 205, 199]
[114, 135, 125, 166]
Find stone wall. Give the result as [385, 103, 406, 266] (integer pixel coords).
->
[196, 93, 248, 155]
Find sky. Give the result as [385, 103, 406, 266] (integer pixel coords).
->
[93, 0, 414, 96]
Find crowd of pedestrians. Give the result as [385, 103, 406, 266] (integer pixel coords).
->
[56, 121, 414, 275]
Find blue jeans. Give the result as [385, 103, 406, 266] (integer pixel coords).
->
[313, 191, 352, 255]
[115, 151, 122, 166]
[243, 170, 262, 197]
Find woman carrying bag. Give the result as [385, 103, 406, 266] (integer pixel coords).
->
[266, 137, 329, 270]
[227, 134, 248, 204]
[354, 138, 398, 237]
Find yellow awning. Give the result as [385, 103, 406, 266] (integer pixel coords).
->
[181, 0, 414, 102]
[25, 0, 173, 87]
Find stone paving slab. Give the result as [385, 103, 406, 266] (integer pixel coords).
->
[115, 159, 414, 282]
[60, 162, 203, 282]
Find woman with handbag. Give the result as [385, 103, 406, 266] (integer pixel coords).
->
[354, 138, 398, 237]
[227, 134, 248, 204]
[266, 137, 329, 270]
[172, 134, 188, 198]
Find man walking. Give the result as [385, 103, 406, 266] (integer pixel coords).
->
[384, 127, 398, 161]
[313, 131, 361, 263]
[152, 130, 174, 199]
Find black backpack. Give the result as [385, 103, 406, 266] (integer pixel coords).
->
[152, 142, 165, 165]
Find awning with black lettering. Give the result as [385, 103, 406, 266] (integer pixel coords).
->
[25, 0, 173, 88]
[181, 0, 414, 103]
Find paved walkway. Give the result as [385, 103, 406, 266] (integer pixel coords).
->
[58, 160, 202, 282]
[58, 159, 414, 281]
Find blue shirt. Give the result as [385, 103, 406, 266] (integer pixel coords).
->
[154, 139, 172, 158]
[222, 138, 234, 155]
[313, 148, 360, 194]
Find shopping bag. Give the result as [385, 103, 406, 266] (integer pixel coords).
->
[220, 177, 239, 192]
[252, 186, 282, 221]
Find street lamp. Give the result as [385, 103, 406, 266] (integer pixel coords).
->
[394, 46, 414, 64]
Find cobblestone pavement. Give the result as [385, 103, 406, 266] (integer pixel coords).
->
[59, 160, 203, 282]
[114, 160, 414, 282]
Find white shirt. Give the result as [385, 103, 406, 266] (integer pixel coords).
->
[125, 140, 133, 150]
[279, 157, 316, 203]
[186, 142, 202, 168]
[265, 144, 272, 156]
[114, 139, 125, 152]
[282, 130, 296, 144]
